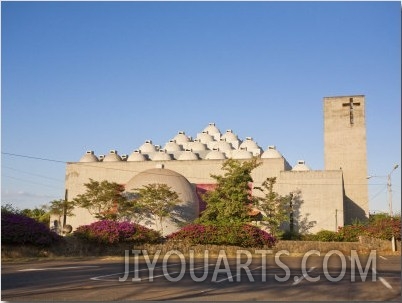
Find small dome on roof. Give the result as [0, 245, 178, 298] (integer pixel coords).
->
[152, 149, 172, 161]
[178, 149, 199, 161]
[139, 140, 157, 153]
[239, 137, 259, 150]
[203, 123, 221, 135]
[261, 145, 283, 159]
[212, 139, 233, 152]
[292, 160, 311, 171]
[103, 150, 122, 162]
[127, 150, 147, 162]
[231, 149, 253, 159]
[121, 154, 128, 161]
[187, 140, 207, 151]
[79, 151, 99, 162]
[205, 149, 227, 160]
[164, 140, 183, 152]
[173, 131, 190, 144]
[221, 129, 239, 142]
[196, 131, 215, 144]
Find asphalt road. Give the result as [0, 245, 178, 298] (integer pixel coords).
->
[2, 252, 401, 301]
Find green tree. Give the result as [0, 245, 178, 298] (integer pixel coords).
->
[21, 206, 50, 225]
[73, 179, 127, 220]
[254, 177, 291, 237]
[47, 199, 75, 226]
[198, 158, 261, 225]
[130, 183, 181, 234]
[1, 203, 21, 214]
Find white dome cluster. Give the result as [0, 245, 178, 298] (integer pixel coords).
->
[78, 123, 298, 165]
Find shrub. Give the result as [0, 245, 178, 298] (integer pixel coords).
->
[313, 230, 342, 242]
[337, 224, 367, 242]
[73, 220, 161, 245]
[1, 212, 60, 246]
[338, 217, 401, 241]
[166, 223, 276, 248]
[364, 217, 401, 241]
[281, 231, 303, 240]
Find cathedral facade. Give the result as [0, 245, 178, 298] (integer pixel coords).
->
[60, 95, 369, 235]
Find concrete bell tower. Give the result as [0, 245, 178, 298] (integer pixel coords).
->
[324, 95, 369, 224]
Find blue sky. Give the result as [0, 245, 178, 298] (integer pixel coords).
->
[1, 1, 401, 214]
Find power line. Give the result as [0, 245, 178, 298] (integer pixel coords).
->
[1, 152, 65, 163]
[2, 165, 64, 183]
[2, 174, 64, 190]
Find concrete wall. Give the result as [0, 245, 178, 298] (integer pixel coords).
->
[278, 170, 344, 233]
[61, 158, 289, 231]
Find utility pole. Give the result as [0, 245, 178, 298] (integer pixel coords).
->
[388, 164, 399, 252]
[367, 164, 399, 252]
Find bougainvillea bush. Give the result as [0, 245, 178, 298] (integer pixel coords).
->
[1, 212, 60, 246]
[338, 217, 401, 242]
[73, 220, 161, 245]
[166, 224, 276, 248]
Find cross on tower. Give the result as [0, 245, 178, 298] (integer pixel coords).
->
[342, 98, 360, 125]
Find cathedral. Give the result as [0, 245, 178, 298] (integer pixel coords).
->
[59, 95, 369, 236]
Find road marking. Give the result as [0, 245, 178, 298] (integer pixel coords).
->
[379, 256, 387, 260]
[91, 263, 215, 281]
[213, 265, 262, 283]
[292, 267, 316, 286]
[19, 266, 99, 272]
[140, 264, 215, 281]
[372, 268, 393, 290]
[379, 277, 393, 289]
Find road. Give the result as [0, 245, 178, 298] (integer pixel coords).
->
[2, 252, 401, 301]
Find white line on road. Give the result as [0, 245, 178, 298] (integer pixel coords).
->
[378, 277, 393, 289]
[292, 267, 316, 286]
[19, 266, 99, 272]
[379, 256, 387, 260]
[140, 264, 215, 281]
[372, 268, 393, 290]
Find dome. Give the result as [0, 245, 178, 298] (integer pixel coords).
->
[205, 149, 227, 160]
[231, 149, 253, 159]
[292, 160, 311, 171]
[212, 139, 233, 152]
[196, 131, 215, 144]
[127, 150, 147, 162]
[221, 129, 239, 142]
[173, 131, 190, 144]
[239, 137, 259, 150]
[79, 151, 99, 162]
[139, 140, 157, 153]
[177, 149, 199, 160]
[164, 140, 183, 152]
[103, 150, 122, 162]
[261, 145, 283, 159]
[187, 140, 207, 151]
[152, 150, 172, 161]
[121, 154, 128, 161]
[203, 123, 221, 136]
[125, 168, 199, 235]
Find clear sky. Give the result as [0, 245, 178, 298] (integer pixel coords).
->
[1, 1, 401, 215]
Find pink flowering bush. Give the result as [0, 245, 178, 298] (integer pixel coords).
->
[73, 220, 161, 244]
[1, 212, 60, 246]
[338, 217, 401, 241]
[166, 224, 276, 248]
